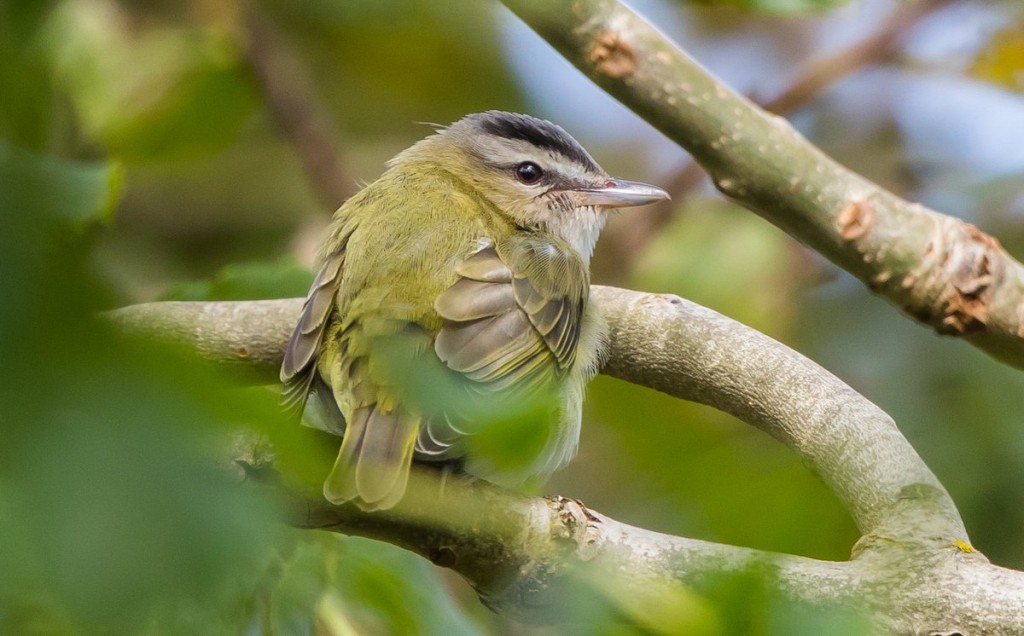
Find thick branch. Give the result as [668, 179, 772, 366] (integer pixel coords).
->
[110, 295, 1024, 632]
[251, 449, 863, 624]
[236, 426, 1022, 635]
[107, 290, 960, 537]
[604, 0, 954, 277]
[500, 0, 1024, 369]
[595, 287, 962, 538]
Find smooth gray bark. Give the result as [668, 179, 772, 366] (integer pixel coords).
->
[108, 290, 1024, 634]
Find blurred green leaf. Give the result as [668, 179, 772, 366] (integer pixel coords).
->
[45, 0, 256, 163]
[257, 534, 483, 636]
[0, 144, 281, 633]
[699, 568, 871, 635]
[1, 340, 282, 633]
[161, 258, 315, 301]
[0, 141, 122, 226]
[582, 565, 721, 635]
[0, 1, 60, 151]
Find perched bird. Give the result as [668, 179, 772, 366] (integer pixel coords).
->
[281, 111, 668, 510]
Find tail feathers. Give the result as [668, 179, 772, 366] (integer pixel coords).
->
[323, 404, 419, 511]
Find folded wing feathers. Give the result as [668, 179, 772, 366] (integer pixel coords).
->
[511, 276, 579, 370]
[280, 250, 345, 414]
[308, 237, 585, 509]
[324, 403, 419, 511]
[434, 278, 516, 321]
[435, 240, 582, 384]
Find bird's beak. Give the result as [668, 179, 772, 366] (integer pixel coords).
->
[575, 179, 670, 208]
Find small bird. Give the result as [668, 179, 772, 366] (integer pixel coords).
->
[281, 111, 667, 510]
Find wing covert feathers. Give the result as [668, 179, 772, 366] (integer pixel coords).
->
[434, 238, 586, 383]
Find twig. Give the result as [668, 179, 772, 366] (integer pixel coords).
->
[761, 0, 956, 114]
[243, 5, 356, 210]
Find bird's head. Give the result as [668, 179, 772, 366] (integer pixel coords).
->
[390, 111, 669, 263]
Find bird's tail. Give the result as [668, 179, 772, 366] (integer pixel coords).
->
[323, 403, 419, 511]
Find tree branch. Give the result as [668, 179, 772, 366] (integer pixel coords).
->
[760, 0, 957, 114]
[243, 5, 356, 210]
[500, 0, 1024, 370]
[107, 289, 962, 537]
[603, 0, 957, 278]
[108, 294, 1024, 633]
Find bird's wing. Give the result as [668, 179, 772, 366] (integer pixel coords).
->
[280, 248, 346, 415]
[434, 236, 586, 380]
[289, 248, 430, 510]
[422, 235, 588, 456]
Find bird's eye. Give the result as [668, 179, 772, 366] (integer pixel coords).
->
[514, 162, 543, 185]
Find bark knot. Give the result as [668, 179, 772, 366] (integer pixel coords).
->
[588, 29, 637, 79]
[836, 200, 874, 241]
[936, 223, 1001, 335]
[549, 496, 603, 560]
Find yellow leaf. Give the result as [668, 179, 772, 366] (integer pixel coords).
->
[971, 26, 1024, 92]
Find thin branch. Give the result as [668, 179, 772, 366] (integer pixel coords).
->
[501, 0, 1024, 370]
[760, 0, 957, 114]
[243, 5, 356, 210]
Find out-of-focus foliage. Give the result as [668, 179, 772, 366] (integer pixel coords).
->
[254, 534, 483, 635]
[535, 562, 723, 635]
[696, 569, 870, 635]
[161, 258, 314, 301]
[0, 142, 122, 225]
[260, 0, 525, 137]
[45, 0, 257, 163]
[0, 143, 277, 633]
[3, 0, 1024, 633]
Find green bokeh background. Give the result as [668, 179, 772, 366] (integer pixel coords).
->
[2, 0, 1022, 633]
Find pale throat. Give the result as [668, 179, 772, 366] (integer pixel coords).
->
[546, 207, 607, 266]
